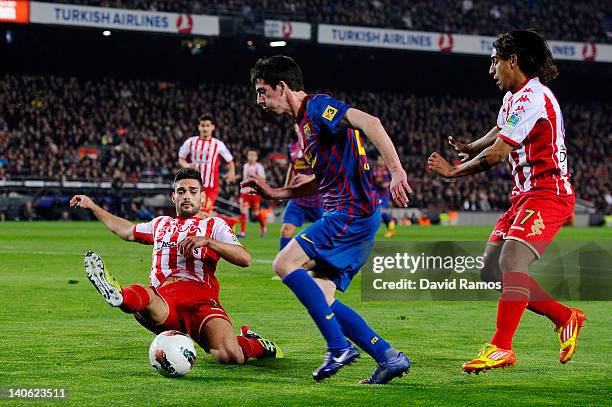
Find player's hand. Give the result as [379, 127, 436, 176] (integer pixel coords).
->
[177, 236, 210, 258]
[69, 194, 95, 209]
[291, 173, 313, 186]
[241, 175, 276, 199]
[390, 168, 412, 208]
[427, 152, 457, 178]
[224, 173, 238, 183]
[448, 136, 473, 162]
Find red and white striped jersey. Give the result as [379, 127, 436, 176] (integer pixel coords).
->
[178, 137, 233, 189]
[497, 77, 573, 196]
[240, 162, 266, 194]
[132, 216, 241, 289]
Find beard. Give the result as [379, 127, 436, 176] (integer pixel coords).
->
[176, 203, 199, 218]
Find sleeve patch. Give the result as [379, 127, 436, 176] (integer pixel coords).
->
[322, 105, 338, 121]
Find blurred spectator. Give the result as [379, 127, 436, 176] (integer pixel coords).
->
[20, 200, 37, 221]
[1, 73, 610, 215]
[43, 0, 611, 43]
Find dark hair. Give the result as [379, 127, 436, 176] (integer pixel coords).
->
[492, 29, 558, 82]
[198, 113, 214, 124]
[250, 55, 305, 91]
[174, 168, 202, 188]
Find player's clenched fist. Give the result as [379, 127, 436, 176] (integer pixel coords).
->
[240, 175, 275, 199]
[177, 236, 210, 258]
[448, 136, 474, 162]
[427, 152, 456, 178]
[70, 194, 95, 209]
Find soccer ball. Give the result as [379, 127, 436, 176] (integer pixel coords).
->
[148, 330, 197, 377]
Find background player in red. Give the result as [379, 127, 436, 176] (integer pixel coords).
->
[178, 114, 237, 217]
[70, 168, 282, 365]
[238, 149, 267, 238]
[428, 29, 585, 373]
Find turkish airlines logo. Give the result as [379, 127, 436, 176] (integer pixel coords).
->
[582, 43, 596, 61]
[438, 33, 453, 52]
[176, 14, 193, 34]
[281, 22, 293, 38]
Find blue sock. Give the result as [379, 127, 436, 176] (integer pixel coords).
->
[279, 236, 292, 251]
[282, 269, 349, 350]
[331, 300, 395, 363]
[381, 212, 392, 227]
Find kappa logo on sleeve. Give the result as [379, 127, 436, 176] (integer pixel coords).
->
[322, 105, 338, 121]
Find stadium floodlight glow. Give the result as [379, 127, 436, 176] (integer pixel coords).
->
[102, 30, 111, 37]
[269, 41, 287, 47]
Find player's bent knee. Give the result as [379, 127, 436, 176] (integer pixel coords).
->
[498, 243, 534, 273]
[272, 256, 288, 277]
[211, 346, 245, 365]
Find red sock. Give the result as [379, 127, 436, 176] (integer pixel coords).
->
[236, 336, 264, 360]
[240, 214, 247, 233]
[257, 212, 266, 228]
[527, 276, 572, 328]
[119, 284, 150, 313]
[490, 272, 531, 350]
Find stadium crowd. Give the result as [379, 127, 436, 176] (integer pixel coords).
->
[1, 73, 610, 219]
[43, 0, 611, 43]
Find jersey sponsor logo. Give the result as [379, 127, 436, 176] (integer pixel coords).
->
[514, 105, 525, 113]
[524, 88, 533, 93]
[516, 95, 531, 103]
[322, 105, 338, 121]
[155, 221, 202, 240]
[155, 240, 201, 255]
[526, 211, 545, 237]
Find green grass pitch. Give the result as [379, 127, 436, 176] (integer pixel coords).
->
[1, 222, 610, 406]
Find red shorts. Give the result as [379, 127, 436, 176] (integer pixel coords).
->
[134, 280, 231, 350]
[488, 192, 575, 258]
[202, 186, 220, 214]
[240, 193, 261, 209]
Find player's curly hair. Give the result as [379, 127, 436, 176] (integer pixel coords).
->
[493, 29, 559, 83]
[250, 55, 305, 91]
[174, 168, 203, 188]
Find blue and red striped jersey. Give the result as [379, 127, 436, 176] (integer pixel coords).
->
[296, 94, 380, 216]
[372, 163, 392, 202]
[288, 140, 323, 208]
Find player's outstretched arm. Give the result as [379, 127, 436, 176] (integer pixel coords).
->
[224, 161, 237, 182]
[343, 108, 412, 207]
[428, 137, 513, 178]
[449, 126, 500, 162]
[177, 237, 251, 267]
[69, 195, 135, 241]
[178, 158, 194, 169]
[241, 175, 318, 200]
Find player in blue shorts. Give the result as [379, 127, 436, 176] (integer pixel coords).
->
[243, 56, 413, 384]
[279, 129, 324, 251]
